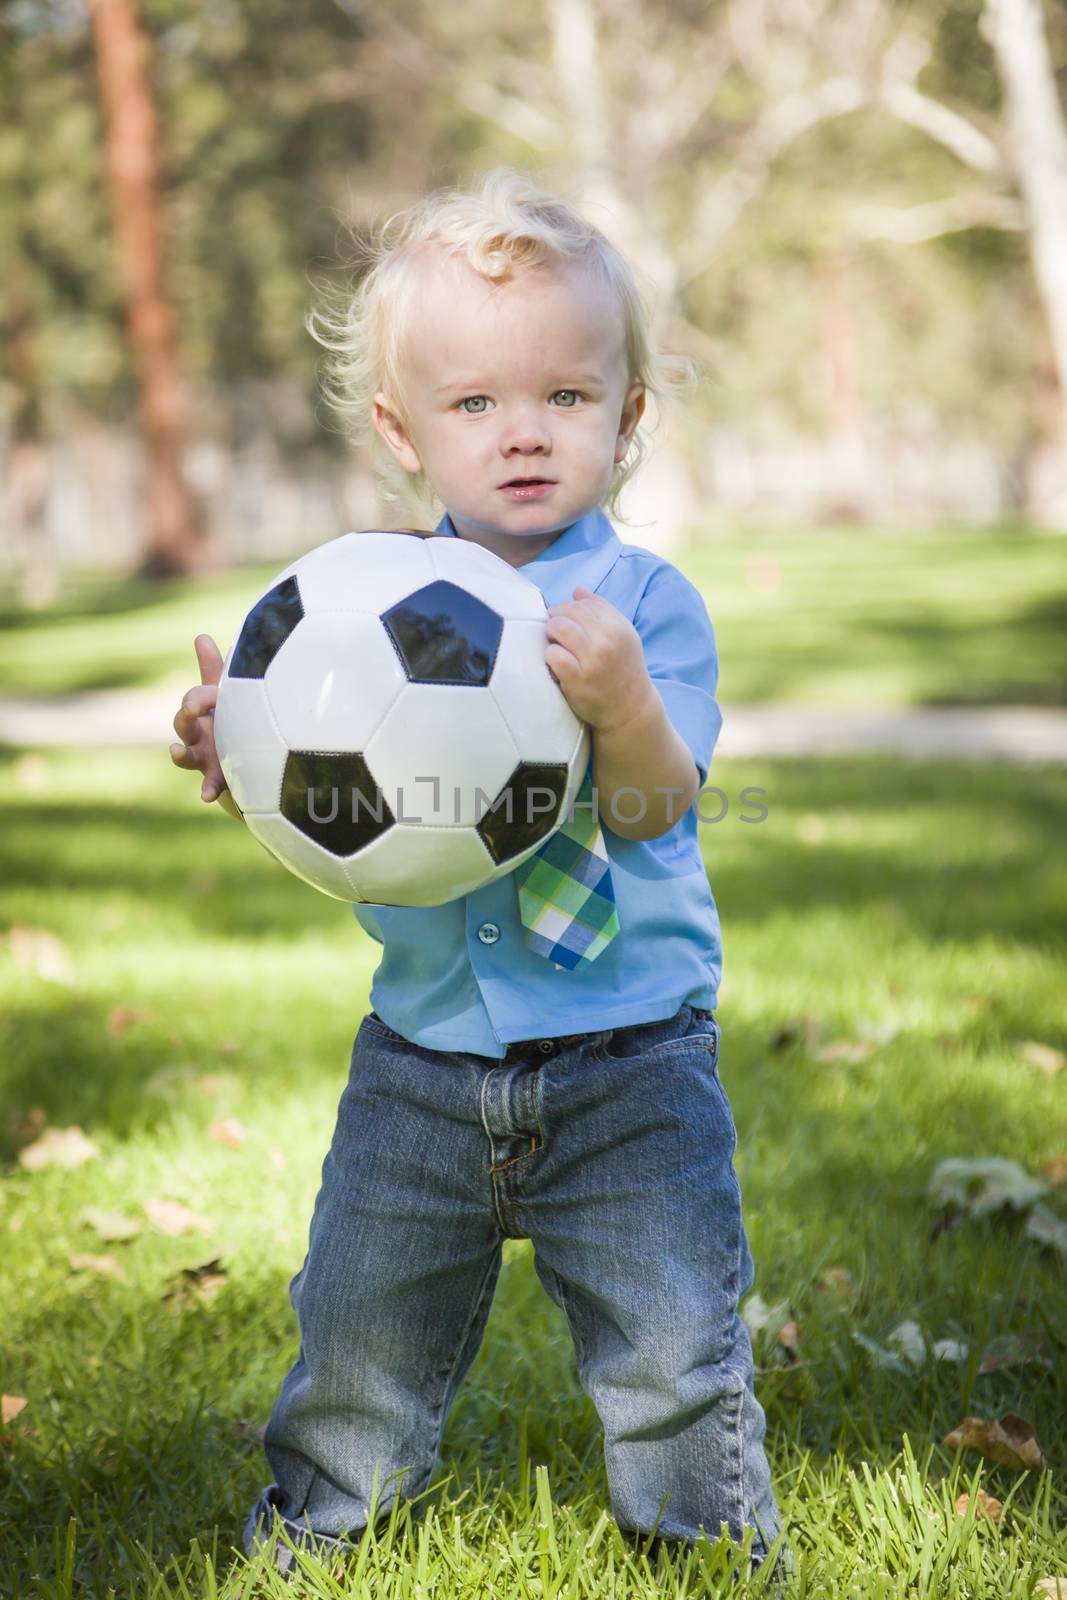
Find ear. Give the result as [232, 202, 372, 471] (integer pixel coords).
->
[614, 381, 646, 463]
[372, 391, 422, 475]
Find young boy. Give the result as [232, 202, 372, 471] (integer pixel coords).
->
[170, 168, 790, 1585]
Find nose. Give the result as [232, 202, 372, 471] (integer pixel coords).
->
[499, 404, 551, 458]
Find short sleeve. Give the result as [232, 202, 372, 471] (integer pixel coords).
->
[632, 564, 722, 787]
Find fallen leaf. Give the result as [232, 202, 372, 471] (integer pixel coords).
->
[1025, 1202, 1067, 1259]
[144, 1198, 210, 1237]
[163, 1253, 229, 1305]
[80, 1206, 141, 1242]
[268, 1148, 287, 1173]
[68, 1252, 127, 1283]
[1042, 1154, 1067, 1187]
[1, 1396, 27, 1425]
[954, 1488, 1002, 1522]
[1016, 1040, 1066, 1077]
[888, 1320, 926, 1366]
[18, 1126, 99, 1172]
[815, 1265, 856, 1299]
[1036, 1581, 1067, 1598]
[106, 1004, 152, 1037]
[4, 925, 73, 984]
[6, 1105, 46, 1149]
[196, 1073, 228, 1097]
[943, 1412, 1046, 1471]
[209, 1118, 248, 1149]
[928, 1157, 1047, 1217]
[741, 1292, 792, 1339]
[813, 1039, 874, 1065]
[777, 1320, 801, 1359]
[217, 1038, 239, 1056]
[771, 1015, 823, 1052]
[233, 1417, 267, 1442]
[977, 1333, 1053, 1374]
[932, 1338, 969, 1363]
[852, 1329, 912, 1375]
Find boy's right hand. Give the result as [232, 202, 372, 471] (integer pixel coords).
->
[169, 634, 231, 806]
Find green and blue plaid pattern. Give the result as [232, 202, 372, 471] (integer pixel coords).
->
[515, 769, 620, 970]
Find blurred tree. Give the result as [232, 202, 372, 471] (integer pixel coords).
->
[984, 0, 1067, 510]
[89, 0, 201, 576]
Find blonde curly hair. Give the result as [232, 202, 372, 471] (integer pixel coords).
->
[307, 166, 696, 524]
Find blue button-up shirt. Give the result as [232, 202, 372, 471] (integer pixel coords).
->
[352, 504, 724, 1056]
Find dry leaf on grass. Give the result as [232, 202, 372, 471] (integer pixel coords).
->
[770, 1015, 823, 1051]
[3, 925, 73, 984]
[80, 1206, 141, 1242]
[1036, 1581, 1067, 1598]
[233, 1417, 267, 1442]
[815, 1265, 856, 1299]
[954, 1489, 1002, 1522]
[943, 1413, 1047, 1470]
[813, 1039, 875, 1065]
[1, 1396, 27, 1425]
[68, 1252, 126, 1283]
[144, 1198, 210, 1237]
[18, 1126, 99, 1171]
[1042, 1154, 1067, 1187]
[7, 1106, 46, 1149]
[106, 1004, 152, 1037]
[209, 1118, 248, 1149]
[1016, 1040, 1066, 1077]
[928, 1157, 1048, 1216]
[977, 1333, 1054, 1374]
[1025, 1202, 1067, 1259]
[163, 1253, 229, 1305]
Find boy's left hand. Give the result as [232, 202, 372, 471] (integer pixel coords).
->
[545, 585, 654, 734]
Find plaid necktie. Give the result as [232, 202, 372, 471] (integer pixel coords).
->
[515, 766, 620, 969]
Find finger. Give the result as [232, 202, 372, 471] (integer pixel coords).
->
[545, 641, 580, 678]
[181, 684, 218, 720]
[169, 741, 195, 768]
[194, 634, 224, 687]
[546, 614, 589, 649]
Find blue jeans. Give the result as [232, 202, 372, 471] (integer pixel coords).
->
[244, 1002, 787, 1576]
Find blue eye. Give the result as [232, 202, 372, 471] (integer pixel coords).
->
[552, 390, 581, 407]
[459, 396, 491, 414]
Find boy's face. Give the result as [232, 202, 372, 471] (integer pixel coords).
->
[372, 249, 645, 566]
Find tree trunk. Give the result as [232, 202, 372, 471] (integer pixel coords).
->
[545, 0, 698, 554]
[88, 0, 203, 576]
[984, 0, 1067, 522]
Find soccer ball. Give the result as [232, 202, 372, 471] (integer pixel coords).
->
[213, 529, 589, 905]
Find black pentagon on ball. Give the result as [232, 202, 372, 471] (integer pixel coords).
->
[281, 751, 394, 857]
[229, 575, 304, 679]
[383, 579, 502, 686]
[477, 762, 571, 865]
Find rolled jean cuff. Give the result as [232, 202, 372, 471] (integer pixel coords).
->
[243, 1484, 352, 1574]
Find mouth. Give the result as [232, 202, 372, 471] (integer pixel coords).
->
[499, 477, 556, 500]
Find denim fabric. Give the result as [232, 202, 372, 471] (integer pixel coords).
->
[243, 1003, 788, 1580]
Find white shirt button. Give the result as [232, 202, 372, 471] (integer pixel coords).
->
[477, 922, 501, 945]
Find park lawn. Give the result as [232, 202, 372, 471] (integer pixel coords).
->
[2, 523, 1066, 707]
[1, 745, 1065, 1597]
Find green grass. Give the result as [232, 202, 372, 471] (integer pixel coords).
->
[3, 522, 1066, 706]
[1, 745, 1065, 1596]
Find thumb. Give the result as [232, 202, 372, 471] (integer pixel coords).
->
[573, 584, 595, 599]
[194, 633, 224, 687]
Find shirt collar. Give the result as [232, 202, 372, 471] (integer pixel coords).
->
[433, 504, 622, 604]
